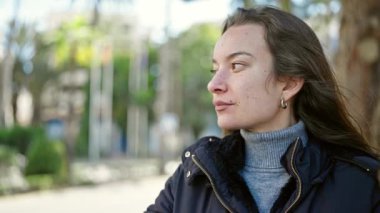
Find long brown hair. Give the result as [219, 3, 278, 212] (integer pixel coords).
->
[222, 7, 376, 156]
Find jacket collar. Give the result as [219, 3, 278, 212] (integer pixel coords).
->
[281, 136, 333, 186]
[183, 132, 334, 212]
[183, 131, 379, 212]
[184, 132, 256, 212]
[186, 132, 333, 184]
[279, 136, 334, 211]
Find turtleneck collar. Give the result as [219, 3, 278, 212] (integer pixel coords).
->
[240, 120, 308, 169]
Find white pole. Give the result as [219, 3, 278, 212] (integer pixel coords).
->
[89, 41, 101, 161]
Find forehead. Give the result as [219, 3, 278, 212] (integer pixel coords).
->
[214, 24, 268, 58]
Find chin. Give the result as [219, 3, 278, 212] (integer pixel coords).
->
[217, 119, 240, 131]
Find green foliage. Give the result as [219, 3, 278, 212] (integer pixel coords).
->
[75, 82, 90, 157]
[112, 53, 131, 130]
[26, 175, 55, 190]
[0, 125, 44, 155]
[112, 45, 159, 131]
[146, 44, 159, 122]
[177, 23, 220, 136]
[46, 16, 100, 70]
[0, 145, 18, 166]
[127, 45, 159, 110]
[130, 89, 155, 106]
[25, 139, 68, 183]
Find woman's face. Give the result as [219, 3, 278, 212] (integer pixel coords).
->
[208, 24, 288, 132]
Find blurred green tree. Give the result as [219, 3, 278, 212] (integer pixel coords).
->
[177, 23, 220, 137]
[46, 16, 99, 70]
[38, 17, 101, 173]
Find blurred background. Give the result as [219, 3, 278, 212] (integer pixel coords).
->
[0, 0, 379, 212]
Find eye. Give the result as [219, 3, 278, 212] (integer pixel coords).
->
[231, 63, 245, 72]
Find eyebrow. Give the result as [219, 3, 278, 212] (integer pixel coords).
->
[212, 51, 254, 63]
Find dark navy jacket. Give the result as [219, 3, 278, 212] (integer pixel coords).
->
[146, 132, 380, 213]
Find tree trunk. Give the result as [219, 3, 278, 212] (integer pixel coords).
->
[0, 0, 21, 128]
[335, 0, 380, 146]
[1, 48, 16, 128]
[91, 0, 101, 26]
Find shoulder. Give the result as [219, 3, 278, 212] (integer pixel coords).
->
[307, 136, 380, 182]
[176, 136, 221, 182]
[328, 153, 380, 208]
[305, 139, 380, 208]
[307, 136, 379, 174]
[179, 135, 222, 173]
[333, 153, 380, 181]
[180, 136, 221, 162]
[320, 143, 380, 181]
[178, 132, 246, 180]
[180, 131, 245, 165]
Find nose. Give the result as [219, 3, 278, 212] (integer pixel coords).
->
[207, 71, 227, 94]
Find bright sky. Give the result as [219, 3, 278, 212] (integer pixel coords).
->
[0, 0, 231, 42]
[135, 0, 231, 40]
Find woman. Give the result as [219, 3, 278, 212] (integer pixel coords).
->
[147, 6, 380, 213]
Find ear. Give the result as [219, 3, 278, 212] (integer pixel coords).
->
[281, 76, 304, 101]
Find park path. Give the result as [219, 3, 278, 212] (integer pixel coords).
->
[0, 175, 169, 213]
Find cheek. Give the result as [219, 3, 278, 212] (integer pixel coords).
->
[239, 85, 279, 110]
[239, 80, 261, 101]
[238, 88, 259, 111]
[235, 72, 277, 106]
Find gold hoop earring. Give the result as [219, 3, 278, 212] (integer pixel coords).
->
[280, 97, 288, 109]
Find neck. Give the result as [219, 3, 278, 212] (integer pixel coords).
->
[247, 110, 297, 133]
[241, 120, 308, 169]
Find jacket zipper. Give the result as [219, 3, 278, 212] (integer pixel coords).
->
[192, 154, 235, 213]
[284, 138, 302, 213]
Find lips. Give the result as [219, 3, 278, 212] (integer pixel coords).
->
[213, 100, 235, 111]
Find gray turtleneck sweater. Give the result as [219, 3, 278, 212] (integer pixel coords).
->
[239, 121, 308, 213]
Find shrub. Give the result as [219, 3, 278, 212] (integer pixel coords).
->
[25, 139, 68, 184]
[0, 145, 18, 167]
[0, 126, 44, 155]
[26, 175, 55, 190]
